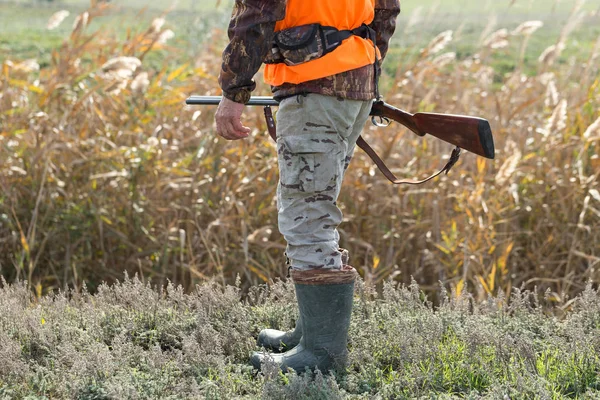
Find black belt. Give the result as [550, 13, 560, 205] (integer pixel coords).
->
[265, 23, 376, 65]
[320, 24, 376, 52]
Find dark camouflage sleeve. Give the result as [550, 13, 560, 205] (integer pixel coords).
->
[218, 0, 287, 104]
[369, 0, 401, 61]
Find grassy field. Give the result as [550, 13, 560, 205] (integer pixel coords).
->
[0, 0, 600, 398]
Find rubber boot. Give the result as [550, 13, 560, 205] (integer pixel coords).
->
[256, 315, 303, 352]
[251, 265, 356, 373]
[256, 249, 349, 352]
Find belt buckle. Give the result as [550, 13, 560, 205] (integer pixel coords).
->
[323, 29, 341, 50]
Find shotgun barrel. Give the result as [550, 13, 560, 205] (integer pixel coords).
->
[186, 95, 278, 107]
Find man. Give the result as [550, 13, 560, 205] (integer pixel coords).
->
[215, 0, 401, 373]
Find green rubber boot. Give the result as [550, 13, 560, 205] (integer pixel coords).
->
[256, 249, 349, 352]
[251, 265, 356, 373]
[256, 315, 303, 352]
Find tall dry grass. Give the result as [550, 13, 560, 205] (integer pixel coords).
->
[0, 2, 598, 304]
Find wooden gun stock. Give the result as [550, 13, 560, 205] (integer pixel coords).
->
[370, 101, 495, 159]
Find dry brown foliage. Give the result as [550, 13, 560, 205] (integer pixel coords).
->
[0, 3, 598, 305]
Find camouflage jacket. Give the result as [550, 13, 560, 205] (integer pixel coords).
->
[218, 0, 401, 104]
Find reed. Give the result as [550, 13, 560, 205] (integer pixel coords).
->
[0, 1, 598, 306]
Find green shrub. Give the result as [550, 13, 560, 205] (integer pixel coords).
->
[1, 274, 600, 398]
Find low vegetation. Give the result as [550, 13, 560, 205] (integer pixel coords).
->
[1, 0, 599, 398]
[1, 274, 600, 398]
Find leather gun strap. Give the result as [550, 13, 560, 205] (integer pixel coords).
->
[356, 136, 461, 185]
[264, 106, 277, 142]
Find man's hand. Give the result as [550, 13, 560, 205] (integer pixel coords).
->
[215, 97, 251, 140]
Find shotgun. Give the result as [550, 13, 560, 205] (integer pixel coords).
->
[186, 95, 495, 185]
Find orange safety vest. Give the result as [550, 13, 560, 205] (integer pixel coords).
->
[264, 0, 378, 86]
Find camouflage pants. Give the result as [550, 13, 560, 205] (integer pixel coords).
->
[276, 93, 373, 271]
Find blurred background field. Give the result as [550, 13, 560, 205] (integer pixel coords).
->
[0, 0, 599, 304]
[2, 0, 600, 73]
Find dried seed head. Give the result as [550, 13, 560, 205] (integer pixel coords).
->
[105, 79, 128, 95]
[72, 12, 89, 33]
[538, 72, 555, 85]
[544, 79, 559, 108]
[432, 52, 456, 68]
[100, 57, 142, 95]
[474, 66, 494, 87]
[538, 44, 564, 66]
[483, 29, 509, 49]
[495, 142, 522, 186]
[511, 20, 543, 36]
[157, 29, 175, 45]
[583, 117, 600, 139]
[130, 72, 150, 95]
[422, 30, 453, 56]
[147, 137, 159, 147]
[151, 18, 166, 33]
[12, 59, 40, 73]
[101, 57, 141, 74]
[543, 99, 568, 137]
[47, 10, 70, 30]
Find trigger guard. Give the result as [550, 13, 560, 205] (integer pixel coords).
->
[371, 116, 390, 127]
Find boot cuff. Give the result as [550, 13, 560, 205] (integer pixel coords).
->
[291, 265, 358, 285]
